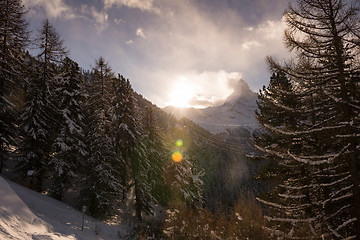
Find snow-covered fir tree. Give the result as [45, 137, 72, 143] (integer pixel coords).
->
[17, 19, 67, 191]
[17, 60, 52, 191]
[141, 106, 170, 206]
[165, 121, 204, 208]
[35, 19, 67, 136]
[49, 57, 87, 200]
[109, 74, 146, 221]
[256, 0, 360, 238]
[255, 71, 316, 238]
[130, 105, 169, 221]
[0, 0, 28, 173]
[108, 74, 130, 201]
[80, 57, 122, 219]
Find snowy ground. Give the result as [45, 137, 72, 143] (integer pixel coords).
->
[0, 176, 129, 240]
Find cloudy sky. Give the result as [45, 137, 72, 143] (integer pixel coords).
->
[23, 0, 294, 108]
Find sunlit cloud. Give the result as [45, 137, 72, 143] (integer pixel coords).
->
[257, 19, 286, 40]
[23, 0, 291, 108]
[80, 5, 109, 32]
[23, 0, 75, 19]
[103, 0, 159, 13]
[164, 70, 244, 108]
[241, 40, 262, 50]
[114, 18, 125, 24]
[131, 0, 287, 106]
[136, 28, 146, 39]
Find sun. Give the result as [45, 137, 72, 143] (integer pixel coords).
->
[166, 77, 196, 108]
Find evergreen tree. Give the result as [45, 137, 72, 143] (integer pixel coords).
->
[0, 0, 28, 173]
[17, 19, 67, 191]
[256, 0, 360, 238]
[49, 57, 87, 200]
[130, 106, 169, 221]
[255, 72, 315, 238]
[80, 57, 121, 219]
[165, 156, 204, 207]
[108, 74, 142, 201]
[165, 120, 204, 208]
[110, 75, 144, 220]
[108, 74, 129, 200]
[36, 19, 67, 79]
[35, 19, 67, 146]
[17, 60, 51, 191]
[142, 106, 170, 206]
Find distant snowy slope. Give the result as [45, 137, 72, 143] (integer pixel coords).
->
[164, 79, 259, 134]
[0, 176, 127, 240]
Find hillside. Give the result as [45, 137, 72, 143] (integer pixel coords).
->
[0, 176, 128, 240]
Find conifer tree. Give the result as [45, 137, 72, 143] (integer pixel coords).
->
[17, 19, 67, 191]
[17, 60, 51, 191]
[130, 106, 169, 221]
[255, 72, 315, 238]
[0, 0, 28, 173]
[108, 74, 142, 204]
[49, 57, 87, 200]
[256, 0, 360, 238]
[142, 106, 169, 206]
[80, 57, 121, 219]
[110, 75, 145, 220]
[35, 19, 67, 140]
[36, 19, 67, 79]
[108, 74, 129, 200]
[165, 121, 204, 208]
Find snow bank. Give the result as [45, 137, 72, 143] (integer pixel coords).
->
[0, 176, 76, 240]
[0, 176, 128, 240]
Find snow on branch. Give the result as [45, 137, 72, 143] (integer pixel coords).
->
[336, 133, 360, 138]
[349, 102, 360, 110]
[254, 144, 288, 159]
[288, 144, 350, 165]
[336, 218, 357, 232]
[262, 226, 302, 240]
[327, 225, 342, 239]
[318, 175, 351, 187]
[264, 94, 301, 112]
[256, 197, 310, 210]
[325, 204, 351, 221]
[278, 193, 306, 199]
[264, 215, 317, 223]
[263, 123, 345, 136]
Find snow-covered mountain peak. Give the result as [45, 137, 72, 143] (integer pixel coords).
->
[225, 79, 257, 103]
[163, 79, 259, 134]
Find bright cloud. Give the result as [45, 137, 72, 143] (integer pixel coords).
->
[257, 20, 286, 40]
[130, 0, 288, 106]
[126, 40, 134, 45]
[136, 28, 146, 39]
[103, 0, 159, 13]
[241, 40, 262, 50]
[23, 0, 74, 19]
[23, 0, 291, 108]
[80, 5, 109, 32]
[164, 70, 244, 108]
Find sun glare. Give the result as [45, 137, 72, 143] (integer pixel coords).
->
[166, 78, 195, 108]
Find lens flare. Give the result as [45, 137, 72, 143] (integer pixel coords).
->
[172, 151, 183, 162]
[176, 139, 183, 147]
